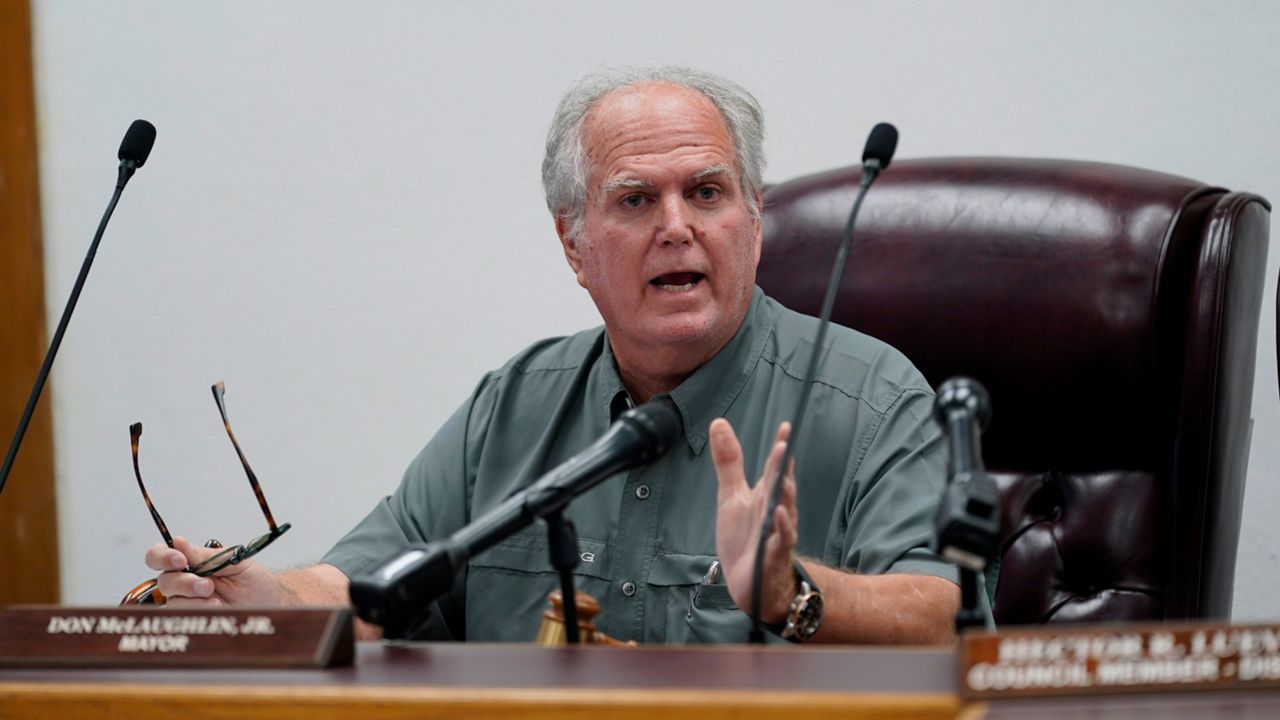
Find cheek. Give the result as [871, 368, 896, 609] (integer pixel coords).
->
[578, 243, 639, 302]
[587, 228, 644, 278]
[715, 222, 760, 282]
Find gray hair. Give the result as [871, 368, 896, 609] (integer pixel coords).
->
[541, 66, 766, 241]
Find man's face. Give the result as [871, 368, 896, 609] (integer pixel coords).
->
[559, 83, 762, 371]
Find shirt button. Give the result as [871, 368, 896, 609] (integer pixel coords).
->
[621, 581, 637, 597]
[634, 485, 651, 500]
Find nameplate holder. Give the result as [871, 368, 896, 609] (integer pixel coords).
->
[960, 621, 1280, 700]
[0, 606, 354, 668]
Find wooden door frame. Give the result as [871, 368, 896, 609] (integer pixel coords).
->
[0, 0, 60, 605]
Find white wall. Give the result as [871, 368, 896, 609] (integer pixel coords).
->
[27, 0, 1280, 618]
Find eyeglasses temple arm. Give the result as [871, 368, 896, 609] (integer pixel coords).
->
[130, 422, 175, 548]
[211, 382, 281, 532]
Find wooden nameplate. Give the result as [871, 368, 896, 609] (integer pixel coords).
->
[0, 606, 354, 668]
[960, 620, 1280, 700]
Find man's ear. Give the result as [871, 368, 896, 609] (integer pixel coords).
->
[751, 191, 764, 266]
[556, 213, 589, 289]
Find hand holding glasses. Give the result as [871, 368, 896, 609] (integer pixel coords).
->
[120, 382, 291, 605]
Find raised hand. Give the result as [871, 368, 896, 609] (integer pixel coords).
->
[708, 418, 799, 623]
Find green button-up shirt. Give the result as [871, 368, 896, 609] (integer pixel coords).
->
[323, 287, 966, 643]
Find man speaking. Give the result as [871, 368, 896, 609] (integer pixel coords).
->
[145, 66, 965, 644]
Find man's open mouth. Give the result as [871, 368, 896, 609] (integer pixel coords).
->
[650, 272, 705, 292]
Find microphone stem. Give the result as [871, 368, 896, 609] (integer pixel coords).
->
[945, 411, 985, 477]
[748, 166, 880, 643]
[0, 179, 126, 497]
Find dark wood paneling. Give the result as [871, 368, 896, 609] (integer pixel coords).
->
[0, 0, 60, 605]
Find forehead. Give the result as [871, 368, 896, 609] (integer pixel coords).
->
[581, 83, 736, 188]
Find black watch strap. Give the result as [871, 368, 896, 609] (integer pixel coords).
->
[791, 558, 819, 594]
[765, 559, 823, 642]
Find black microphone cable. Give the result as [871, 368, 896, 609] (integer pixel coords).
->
[747, 122, 898, 643]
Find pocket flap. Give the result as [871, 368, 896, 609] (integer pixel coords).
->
[469, 532, 610, 580]
[647, 552, 717, 586]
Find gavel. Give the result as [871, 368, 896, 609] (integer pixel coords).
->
[535, 590, 636, 647]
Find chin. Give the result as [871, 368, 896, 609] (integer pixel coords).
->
[643, 313, 724, 346]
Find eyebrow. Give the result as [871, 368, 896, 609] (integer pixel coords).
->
[600, 164, 734, 196]
[602, 176, 652, 195]
[693, 163, 733, 180]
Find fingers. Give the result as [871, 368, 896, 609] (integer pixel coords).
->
[765, 504, 798, 561]
[763, 446, 799, 562]
[761, 504, 800, 622]
[755, 422, 793, 507]
[165, 595, 224, 609]
[781, 459, 798, 527]
[709, 418, 747, 497]
[177, 536, 256, 578]
[757, 437, 787, 497]
[759, 422, 792, 480]
[145, 535, 237, 605]
[144, 535, 228, 573]
[144, 541, 187, 572]
[774, 421, 792, 446]
[712, 419, 798, 506]
[173, 535, 217, 566]
[777, 500, 798, 549]
[155, 570, 217, 601]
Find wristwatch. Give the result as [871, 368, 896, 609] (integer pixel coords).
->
[773, 559, 824, 642]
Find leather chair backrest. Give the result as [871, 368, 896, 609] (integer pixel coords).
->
[759, 158, 1269, 624]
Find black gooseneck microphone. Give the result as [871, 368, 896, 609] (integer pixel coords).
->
[747, 122, 899, 644]
[0, 120, 157, 498]
[349, 398, 682, 640]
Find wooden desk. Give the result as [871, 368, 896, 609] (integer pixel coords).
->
[10, 641, 1279, 719]
[968, 690, 1280, 719]
[0, 641, 960, 720]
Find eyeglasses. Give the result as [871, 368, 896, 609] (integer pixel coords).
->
[119, 381, 291, 605]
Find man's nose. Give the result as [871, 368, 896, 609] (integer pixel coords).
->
[654, 193, 694, 246]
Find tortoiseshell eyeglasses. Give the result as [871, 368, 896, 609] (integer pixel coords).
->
[119, 382, 291, 605]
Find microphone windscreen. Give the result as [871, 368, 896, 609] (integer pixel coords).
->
[861, 122, 899, 169]
[934, 376, 992, 430]
[118, 120, 157, 167]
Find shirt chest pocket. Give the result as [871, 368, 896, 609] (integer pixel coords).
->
[647, 553, 764, 645]
[464, 532, 611, 642]
[470, 532, 611, 578]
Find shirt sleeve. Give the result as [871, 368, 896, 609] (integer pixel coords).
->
[839, 386, 957, 581]
[320, 373, 498, 639]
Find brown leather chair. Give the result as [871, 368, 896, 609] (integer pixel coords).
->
[758, 158, 1270, 624]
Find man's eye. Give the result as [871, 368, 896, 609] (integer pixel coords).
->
[694, 186, 721, 201]
[621, 194, 646, 208]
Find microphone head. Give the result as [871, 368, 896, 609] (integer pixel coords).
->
[861, 122, 899, 169]
[618, 397, 683, 463]
[934, 376, 991, 430]
[118, 120, 157, 167]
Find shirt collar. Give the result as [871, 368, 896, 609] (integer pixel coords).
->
[596, 286, 773, 454]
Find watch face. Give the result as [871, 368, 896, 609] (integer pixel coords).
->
[782, 580, 824, 642]
[793, 591, 824, 639]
